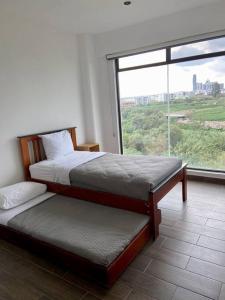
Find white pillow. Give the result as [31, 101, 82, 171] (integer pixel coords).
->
[0, 182, 47, 210]
[39, 130, 74, 160]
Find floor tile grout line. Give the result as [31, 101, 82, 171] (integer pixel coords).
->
[160, 244, 225, 269]
[123, 289, 133, 300]
[218, 283, 223, 300]
[146, 269, 218, 300]
[196, 233, 201, 245]
[79, 291, 89, 300]
[143, 258, 153, 273]
[183, 265, 224, 289]
[171, 286, 178, 300]
[184, 255, 191, 270]
[199, 233, 225, 243]
[163, 224, 225, 243]
[158, 231, 199, 245]
[0, 242, 75, 283]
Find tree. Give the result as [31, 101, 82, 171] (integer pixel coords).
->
[212, 82, 221, 97]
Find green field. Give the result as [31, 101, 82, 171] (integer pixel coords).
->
[121, 96, 225, 170]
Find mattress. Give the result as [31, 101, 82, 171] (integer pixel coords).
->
[30, 152, 183, 201]
[30, 151, 106, 184]
[8, 195, 150, 266]
[0, 192, 55, 225]
[70, 153, 183, 200]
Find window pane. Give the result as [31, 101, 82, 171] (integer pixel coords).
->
[118, 65, 169, 156]
[169, 56, 225, 170]
[119, 49, 166, 69]
[171, 36, 225, 59]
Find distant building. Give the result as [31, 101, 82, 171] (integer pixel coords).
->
[192, 74, 224, 95]
[193, 74, 197, 92]
[135, 95, 152, 105]
[120, 97, 136, 107]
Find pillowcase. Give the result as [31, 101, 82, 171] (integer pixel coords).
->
[39, 130, 74, 160]
[0, 182, 47, 210]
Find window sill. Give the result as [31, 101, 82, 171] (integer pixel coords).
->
[187, 168, 225, 183]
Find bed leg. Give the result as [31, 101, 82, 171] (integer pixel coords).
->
[149, 196, 161, 240]
[182, 167, 187, 202]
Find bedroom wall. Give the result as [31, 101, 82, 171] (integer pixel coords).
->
[0, 20, 85, 187]
[83, 0, 225, 153]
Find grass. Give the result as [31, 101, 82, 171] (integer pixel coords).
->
[124, 97, 225, 122]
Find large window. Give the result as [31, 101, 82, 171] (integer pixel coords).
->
[116, 36, 225, 171]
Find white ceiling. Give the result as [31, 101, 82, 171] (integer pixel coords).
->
[0, 0, 219, 34]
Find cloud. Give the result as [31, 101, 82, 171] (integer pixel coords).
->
[177, 58, 210, 67]
[171, 36, 225, 67]
[209, 56, 225, 75]
[172, 45, 203, 59]
[206, 37, 225, 52]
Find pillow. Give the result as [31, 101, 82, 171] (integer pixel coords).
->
[0, 182, 47, 210]
[39, 130, 74, 160]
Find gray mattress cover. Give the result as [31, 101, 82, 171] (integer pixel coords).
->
[70, 153, 182, 200]
[8, 195, 149, 267]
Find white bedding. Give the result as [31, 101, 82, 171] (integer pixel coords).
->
[29, 151, 106, 185]
[0, 192, 55, 226]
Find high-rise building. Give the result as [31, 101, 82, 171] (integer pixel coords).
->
[193, 74, 224, 95]
[193, 74, 197, 92]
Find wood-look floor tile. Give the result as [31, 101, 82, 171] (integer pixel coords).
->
[163, 237, 225, 267]
[187, 257, 225, 283]
[82, 293, 121, 300]
[136, 237, 165, 257]
[161, 208, 207, 226]
[174, 221, 225, 241]
[160, 225, 199, 244]
[186, 200, 215, 211]
[127, 290, 156, 300]
[184, 207, 213, 218]
[133, 272, 176, 300]
[0, 269, 43, 300]
[0, 239, 66, 277]
[64, 271, 131, 299]
[214, 205, 225, 214]
[219, 284, 225, 300]
[129, 254, 152, 272]
[38, 296, 52, 300]
[206, 219, 225, 231]
[161, 217, 177, 226]
[145, 246, 189, 269]
[172, 287, 211, 300]
[207, 211, 225, 222]
[146, 259, 221, 299]
[197, 236, 225, 253]
[119, 267, 142, 287]
[0, 247, 85, 300]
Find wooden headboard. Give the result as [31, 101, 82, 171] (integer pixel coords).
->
[17, 127, 77, 180]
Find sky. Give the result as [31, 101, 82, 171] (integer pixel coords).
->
[119, 37, 225, 98]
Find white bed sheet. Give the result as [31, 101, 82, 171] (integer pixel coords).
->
[0, 192, 55, 226]
[30, 151, 106, 185]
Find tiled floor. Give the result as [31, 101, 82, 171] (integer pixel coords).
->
[1, 181, 225, 299]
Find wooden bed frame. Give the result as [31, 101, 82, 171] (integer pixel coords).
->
[0, 126, 186, 286]
[17, 127, 187, 240]
[0, 222, 150, 287]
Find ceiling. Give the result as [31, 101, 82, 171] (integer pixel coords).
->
[0, 0, 219, 34]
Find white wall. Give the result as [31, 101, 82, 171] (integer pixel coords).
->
[83, 0, 225, 153]
[0, 21, 85, 187]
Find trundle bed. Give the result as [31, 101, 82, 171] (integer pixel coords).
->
[0, 127, 187, 287]
[0, 189, 150, 287]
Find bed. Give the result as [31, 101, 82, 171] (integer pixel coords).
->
[18, 127, 187, 239]
[0, 189, 150, 287]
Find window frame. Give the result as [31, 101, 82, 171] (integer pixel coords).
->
[115, 34, 225, 172]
